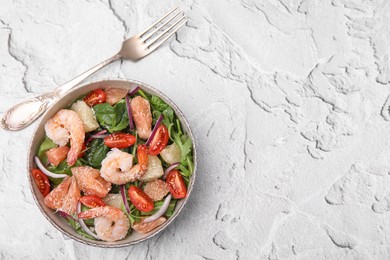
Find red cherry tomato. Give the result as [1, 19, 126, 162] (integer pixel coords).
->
[83, 89, 107, 107]
[148, 125, 169, 156]
[31, 169, 50, 197]
[104, 133, 136, 148]
[128, 186, 154, 212]
[166, 169, 187, 199]
[79, 195, 106, 208]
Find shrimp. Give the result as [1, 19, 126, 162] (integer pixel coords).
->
[100, 145, 148, 185]
[44, 176, 80, 215]
[44, 109, 85, 166]
[131, 96, 152, 140]
[71, 166, 111, 198]
[78, 206, 130, 242]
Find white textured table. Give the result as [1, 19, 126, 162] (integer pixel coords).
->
[1, 0, 390, 259]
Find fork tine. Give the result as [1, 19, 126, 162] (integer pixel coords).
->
[138, 6, 179, 37]
[145, 18, 187, 54]
[142, 11, 184, 41]
[144, 16, 186, 49]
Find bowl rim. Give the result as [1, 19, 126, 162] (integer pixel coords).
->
[27, 78, 197, 247]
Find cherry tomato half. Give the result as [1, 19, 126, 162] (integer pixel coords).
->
[83, 89, 107, 107]
[104, 133, 136, 148]
[31, 169, 50, 197]
[79, 195, 106, 208]
[166, 169, 187, 199]
[128, 186, 154, 212]
[148, 125, 169, 156]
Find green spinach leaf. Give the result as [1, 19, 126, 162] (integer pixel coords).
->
[85, 138, 110, 168]
[47, 158, 84, 185]
[93, 100, 129, 133]
[47, 159, 83, 175]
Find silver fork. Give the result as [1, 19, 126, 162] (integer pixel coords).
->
[1, 6, 187, 131]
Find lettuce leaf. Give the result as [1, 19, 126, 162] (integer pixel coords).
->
[151, 96, 169, 111]
[37, 137, 58, 165]
[149, 95, 193, 176]
[63, 215, 96, 240]
[140, 199, 177, 217]
[152, 107, 174, 139]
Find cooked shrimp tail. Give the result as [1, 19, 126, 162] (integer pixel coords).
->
[71, 166, 111, 198]
[44, 109, 85, 166]
[78, 206, 130, 242]
[100, 147, 148, 185]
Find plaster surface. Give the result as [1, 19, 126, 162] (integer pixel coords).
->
[1, 0, 390, 259]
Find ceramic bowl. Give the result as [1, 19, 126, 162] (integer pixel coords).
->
[27, 79, 197, 247]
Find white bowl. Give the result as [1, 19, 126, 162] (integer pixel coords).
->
[27, 79, 197, 247]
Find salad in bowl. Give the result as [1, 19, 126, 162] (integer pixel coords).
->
[28, 80, 196, 246]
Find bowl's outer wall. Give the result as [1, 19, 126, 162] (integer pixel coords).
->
[27, 79, 197, 247]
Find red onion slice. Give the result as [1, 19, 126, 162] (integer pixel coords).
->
[162, 162, 180, 180]
[94, 130, 107, 135]
[58, 210, 77, 222]
[88, 130, 108, 139]
[120, 184, 131, 213]
[58, 211, 69, 220]
[34, 156, 68, 178]
[128, 86, 140, 96]
[85, 137, 93, 145]
[145, 114, 164, 146]
[143, 195, 171, 223]
[125, 95, 134, 131]
[77, 202, 100, 240]
[89, 134, 109, 139]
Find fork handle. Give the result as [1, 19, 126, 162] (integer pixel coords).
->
[1, 53, 121, 131]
